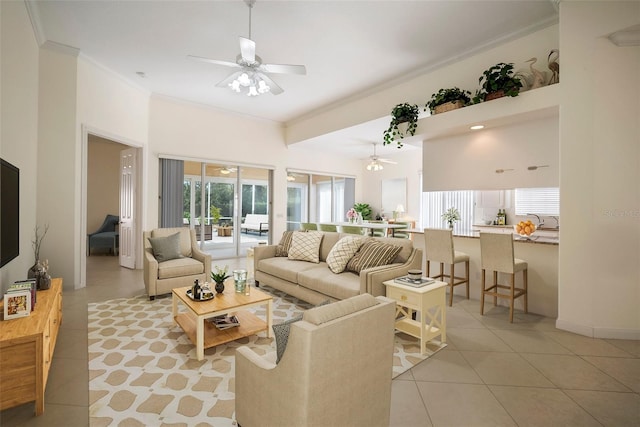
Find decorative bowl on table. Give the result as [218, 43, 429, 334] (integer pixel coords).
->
[407, 269, 422, 280]
[514, 221, 536, 238]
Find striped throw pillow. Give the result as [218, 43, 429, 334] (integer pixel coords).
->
[345, 240, 402, 274]
[275, 231, 294, 257]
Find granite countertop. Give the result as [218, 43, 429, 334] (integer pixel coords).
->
[406, 227, 559, 245]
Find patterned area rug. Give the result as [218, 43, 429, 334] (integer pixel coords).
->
[88, 286, 446, 426]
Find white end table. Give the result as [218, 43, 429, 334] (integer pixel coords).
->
[383, 279, 447, 354]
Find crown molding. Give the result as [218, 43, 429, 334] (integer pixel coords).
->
[24, 0, 46, 46]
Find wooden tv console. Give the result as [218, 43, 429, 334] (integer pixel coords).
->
[0, 277, 63, 415]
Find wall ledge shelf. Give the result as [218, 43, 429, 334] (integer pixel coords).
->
[418, 84, 560, 142]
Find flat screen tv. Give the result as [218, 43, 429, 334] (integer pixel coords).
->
[1, 158, 20, 268]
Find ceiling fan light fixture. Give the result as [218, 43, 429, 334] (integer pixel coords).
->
[220, 168, 231, 174]
[367, 161, 383, 171]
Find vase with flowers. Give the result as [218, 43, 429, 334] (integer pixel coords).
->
[346, 208, 358, 223]
[211, 265, 230, 293]
[441, 207, 461, 229]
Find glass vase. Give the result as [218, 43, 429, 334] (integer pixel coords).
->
[233, 269, 247, 293]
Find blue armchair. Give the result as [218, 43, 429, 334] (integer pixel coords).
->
[87, 214, 120, 256]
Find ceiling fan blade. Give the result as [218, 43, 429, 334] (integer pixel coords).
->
[379, 159, 397, 164]
[260, 63, 307, 75]
[239, 37, 256, 63]
[215, 71, 243, 88]
[187, 55, 240, 69]
[257, 73, 284, 95]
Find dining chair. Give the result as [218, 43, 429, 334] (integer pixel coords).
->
[300, 222, 318, 231]
[340, 225, 365, 235]
[318, 224, 338, 232]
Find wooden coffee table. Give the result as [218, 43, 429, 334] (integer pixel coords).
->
[172, 282, 273, 360]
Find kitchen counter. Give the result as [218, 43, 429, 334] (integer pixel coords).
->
[406, 227, 559, 245]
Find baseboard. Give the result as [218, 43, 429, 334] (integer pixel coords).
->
[556, 318, 640, 340]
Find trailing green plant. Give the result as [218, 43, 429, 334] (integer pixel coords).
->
[353, 203, 373, 220]
[426, 87, 471, 113]
[383, 103, 420, 148]
[472, 62, 523, 104]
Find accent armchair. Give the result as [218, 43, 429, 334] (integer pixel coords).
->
[87, 214, 119, 255]
[235, 294, 396, 427]
[143, 227, 211, 300]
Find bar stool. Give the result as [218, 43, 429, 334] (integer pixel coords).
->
[479, 232, 528, 323]
[424, 228, 470, 306]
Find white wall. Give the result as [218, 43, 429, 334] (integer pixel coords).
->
[360, 147, 423, 222]
[0, 1, 39, 292]
[87, 137, 125, 233]
[558, 1, 640, 339]
[423, 115, 559, 191]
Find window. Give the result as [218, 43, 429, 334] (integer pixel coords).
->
[422, 190, 474, 231]
[515, 187, 559, 216]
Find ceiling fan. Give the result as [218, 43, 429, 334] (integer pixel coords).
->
[187, 0, 306, 96]
[367, 143, 397, 171]
[217, 166, 237, 175]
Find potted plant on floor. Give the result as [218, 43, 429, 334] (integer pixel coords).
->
[383, 103, 420, 148]
[426, 87, 472, 115]
[472, 62, 523, 104]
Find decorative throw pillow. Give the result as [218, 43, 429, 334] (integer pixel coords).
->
[326, 236, 366, 273]
[147, 232, 183, 262]
[288, 231, 323, 263]
[345, 240, 402, 274]
[272, 300, 330, 364]
[275, 231, 294, 257]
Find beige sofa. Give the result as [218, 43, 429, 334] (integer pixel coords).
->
[235, 293, 396, 427]
[254, 231, 422, 305]
[143, 227, 211, 300]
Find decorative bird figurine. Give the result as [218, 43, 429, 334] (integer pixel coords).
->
[548, 49, 560, 84]
[525, 57, 546, 89]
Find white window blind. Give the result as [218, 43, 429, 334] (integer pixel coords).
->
[515, 187, 560, 216]
[422, 190, 474, 231]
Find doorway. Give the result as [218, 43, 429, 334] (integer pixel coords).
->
[82, 130, 143, 289]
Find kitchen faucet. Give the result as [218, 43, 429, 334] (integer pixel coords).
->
[527, 213, 545, 229]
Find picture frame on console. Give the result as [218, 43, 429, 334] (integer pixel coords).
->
[3, 291, 31, 320]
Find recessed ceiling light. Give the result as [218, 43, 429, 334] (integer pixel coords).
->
[470, 125, 484, 130]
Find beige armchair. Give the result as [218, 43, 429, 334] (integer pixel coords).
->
[235, 294, 396, 427]
[143, 227, 211, 300]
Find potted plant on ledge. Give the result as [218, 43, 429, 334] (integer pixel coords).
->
[426, 87, 472, 115]
[472, 62, 523, 104]
[383, 103, 420, 148]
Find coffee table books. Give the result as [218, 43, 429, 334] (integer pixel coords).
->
[208, 314, 240, 330]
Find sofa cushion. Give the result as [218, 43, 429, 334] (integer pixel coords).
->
[345, 240, 403, 274]
[288, 231, 323, 263]
[157, 257, 204, 279]
[326, 236, 366, 273]
[318, 232, 343, 262]
[298, 265, 361, 301]
[148, 232, 183, 262]
[275, 231, 294, 257]
[258, 257, 319, 283]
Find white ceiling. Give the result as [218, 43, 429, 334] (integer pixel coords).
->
[29, 0, 558, 159]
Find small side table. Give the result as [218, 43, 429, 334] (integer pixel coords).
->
[383, 279, 447, 354]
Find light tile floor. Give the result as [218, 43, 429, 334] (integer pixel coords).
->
[1, 256, 639, 426]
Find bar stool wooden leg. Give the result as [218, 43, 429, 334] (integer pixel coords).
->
[448, 263, 454, 306]
[523, 269, 528, 313]
[509, 273, 515, 323]
[480, 269, 486, 315]
[426, 260, 431, 278]
[465, 260, 470, 299]
[493, 271, 498, 306]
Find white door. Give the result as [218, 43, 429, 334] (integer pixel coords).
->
[119, 148, 136, 269]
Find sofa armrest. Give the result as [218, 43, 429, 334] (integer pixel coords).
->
[190, 246, 212, 278]
[359, 248, 423, 296]
[254, 245, 277, 264]
[143, 248, 158, 293]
